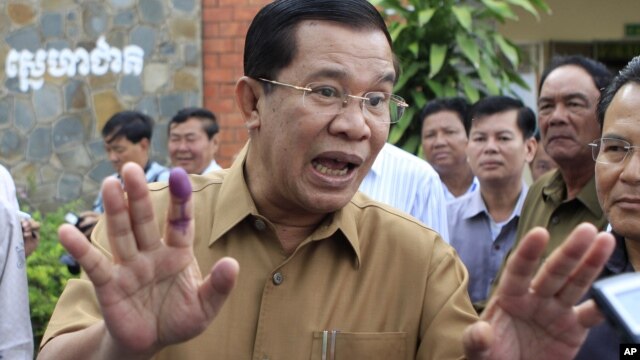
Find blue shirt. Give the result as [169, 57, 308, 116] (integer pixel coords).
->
[92, 161, 169, 213]
[447, 183, 528, 303]
[575, 232, 634, 360]
[359, 143, 449, 242]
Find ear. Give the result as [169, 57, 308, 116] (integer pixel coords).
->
[235, 76, 263, 131]
[524, 136, 537, 163]
[210, 133, 220, 156]
[139, 137, 150, 152]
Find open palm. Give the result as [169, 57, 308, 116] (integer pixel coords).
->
[463, 224, 615, 360]
[58, 164, 238, 358]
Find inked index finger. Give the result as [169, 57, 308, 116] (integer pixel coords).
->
[164, 167, 194, 249]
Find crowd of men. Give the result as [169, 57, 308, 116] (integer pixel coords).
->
[2, 0, 638, 359]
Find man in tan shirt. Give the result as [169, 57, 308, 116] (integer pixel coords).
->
[38, 1, 615, 359]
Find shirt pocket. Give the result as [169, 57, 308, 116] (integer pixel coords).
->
[309, 331, 407, 360]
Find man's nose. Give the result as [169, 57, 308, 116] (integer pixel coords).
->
[329, 100, 373, 141]
[620, 148, 640, 183]
[547, 104, 570, 126]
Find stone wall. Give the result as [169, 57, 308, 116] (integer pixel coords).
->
[0, 0, 203, 212]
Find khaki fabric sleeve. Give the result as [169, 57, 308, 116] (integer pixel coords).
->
[416, 238, 478, 360]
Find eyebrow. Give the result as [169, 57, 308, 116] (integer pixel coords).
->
[538, 92, 591, 104]
[600, 133, 628, 141]
[305, 68, 396, 86]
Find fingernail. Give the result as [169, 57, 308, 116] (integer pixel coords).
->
[169, 167, 191, 201]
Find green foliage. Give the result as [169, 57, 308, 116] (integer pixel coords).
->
[25, 202, 81, 349]
[370, 0, 550, 154]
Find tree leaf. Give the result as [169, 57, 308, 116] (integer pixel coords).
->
[389, 23, 407, 42]
[456, 32, 480, 68]
[529, 0, 552, 14]
[480, 0, 518, 21]
[409, 41, 420, 58]
[394, 62, 421, 92]
[427, 79, 444, 98]
[452, 5, 473, 32]
[428, 43, 448, 79]
[389, 107, 415, 143]
[410, 88, 428, 110]
[504, 0, 543, 20]
[418, 8, 437, 27]
[401, 133, 421, 155]
[478, 62, 500, 95]
[458, 74, 480, 103]
[495, 34, 519, 67]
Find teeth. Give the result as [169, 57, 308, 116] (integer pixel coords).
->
[313, 162, 348, 176]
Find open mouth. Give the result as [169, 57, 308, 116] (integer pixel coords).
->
[312, 158, 356, 177]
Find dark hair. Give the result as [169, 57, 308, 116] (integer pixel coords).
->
[470, 96, 536, 139]
[419, 97, 471, 134]
[244, 0, 394, 83]
[102, 110, 154, 144]
[597, 55, 640, 129]
[169, 107, 219, 139]
[538, 55, 613, 96]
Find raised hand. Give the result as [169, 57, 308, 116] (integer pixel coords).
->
[463, 223, 615, 360]
[57, 163, 239, 358]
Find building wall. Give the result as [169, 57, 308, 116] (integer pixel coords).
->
[201, 0, 270, 167]
[498, 0, 640, 42]
[1, 0, 203, 212]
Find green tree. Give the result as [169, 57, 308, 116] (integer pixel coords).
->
[371, 0, 550, 154]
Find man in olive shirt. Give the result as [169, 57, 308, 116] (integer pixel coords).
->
[514, 55, 613, 259]
[39, 1, 616, 359]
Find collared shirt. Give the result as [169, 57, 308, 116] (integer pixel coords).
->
[0, 202, 33, 359]
[514, 169, 607, 260]
[158, 160, 223, 182]
[442, 176, 479, 203]
[92, 161, 169, 213]
[202, 159, 222, 174]
[448, 183, 528, 303]
[575, 232, 635, 360]
[359, 143, 449, 242]
[0, 164, 19, 212]
[43, 145, 478, 360]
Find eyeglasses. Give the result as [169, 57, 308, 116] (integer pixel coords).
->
[588, 138, 640, 164]
[258, 78, 408, 124]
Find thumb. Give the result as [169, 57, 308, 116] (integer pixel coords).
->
[198, 257, 239, 319]
[463, 320, 494, 360]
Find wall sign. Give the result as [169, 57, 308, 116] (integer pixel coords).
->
[5, 36, 145, 92]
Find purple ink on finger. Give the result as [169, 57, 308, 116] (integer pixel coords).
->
[169, 167, 191, 202]
[168, 167, 191, 233]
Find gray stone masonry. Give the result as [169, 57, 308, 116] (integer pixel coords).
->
[0, 1, 203, 212]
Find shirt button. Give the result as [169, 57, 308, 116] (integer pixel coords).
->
[272, 272, 284, 285]
[493, 244, 500, 250]
[550, 216, 560, 225]
[254, 218, 267, 231]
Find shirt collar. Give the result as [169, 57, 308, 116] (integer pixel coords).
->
[461, 182, 529, 221]
[209, 143, 256, 245]
[541, 169, 603, 218]
[604, 231, 633, 275]
[208, 141, 362, 267]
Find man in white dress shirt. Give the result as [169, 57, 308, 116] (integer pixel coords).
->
[160, 107, 222, 180]
[359, 142, 449, 242]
